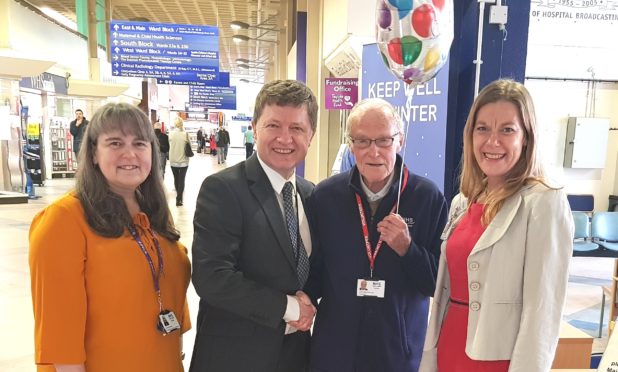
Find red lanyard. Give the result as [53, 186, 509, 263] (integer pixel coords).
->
[355, 168, 408, 278]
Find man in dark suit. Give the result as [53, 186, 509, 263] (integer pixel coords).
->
[190, 80, 319, 372]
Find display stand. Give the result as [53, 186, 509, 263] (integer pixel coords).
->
[49, 117, 76, 178]
[25, 122, 44, 186]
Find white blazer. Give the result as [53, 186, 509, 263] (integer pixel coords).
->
[419, 184, 574, 372]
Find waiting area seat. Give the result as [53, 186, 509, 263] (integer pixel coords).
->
[572, 211, 618, 257]
[591, 212, 618, 252]
[572, 212, 599, 254]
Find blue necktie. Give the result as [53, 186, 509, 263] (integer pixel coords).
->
[282, 182, 310, 287]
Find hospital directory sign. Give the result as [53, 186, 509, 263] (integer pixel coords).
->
[189, 86, 237, 110]
[110, 20, 220, 84]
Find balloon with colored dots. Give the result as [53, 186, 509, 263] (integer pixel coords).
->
[376, 0, 453, 86]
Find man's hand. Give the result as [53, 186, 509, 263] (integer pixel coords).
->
[287, 290, 316, 331]
[377, 213, 411, 257]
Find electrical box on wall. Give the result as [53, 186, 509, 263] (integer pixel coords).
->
[564, 117, 610, 168]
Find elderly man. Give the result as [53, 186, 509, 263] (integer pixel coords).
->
[305, 98, 448, 372]
[190, 80, 318, 372]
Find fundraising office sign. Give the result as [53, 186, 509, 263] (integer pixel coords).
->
[361, 43, 449, 191]
[110, 21, 220, 84]
[325, 78, 358, 110]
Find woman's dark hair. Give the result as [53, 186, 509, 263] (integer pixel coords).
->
[75, 102, 180, 241]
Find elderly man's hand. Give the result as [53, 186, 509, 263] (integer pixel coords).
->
[377, 213, 411, 257]
[287, 290, 316, 331]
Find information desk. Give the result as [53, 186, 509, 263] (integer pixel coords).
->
[552, 322, 593, 369]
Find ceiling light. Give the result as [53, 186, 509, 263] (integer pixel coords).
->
[232, 34, 278, 44]
[237, 63, 268, 71]
[231, 21, 250, 30]
[40, 7, 77, 30]
[229, 16, 280, 32]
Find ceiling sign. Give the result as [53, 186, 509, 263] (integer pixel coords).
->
[189, 86, 237, 110]
[110, 20, 220, 84]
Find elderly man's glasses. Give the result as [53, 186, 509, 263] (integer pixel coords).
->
[349, 133, 400, 149]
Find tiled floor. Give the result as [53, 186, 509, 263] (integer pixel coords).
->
[0, 147, 613, 371]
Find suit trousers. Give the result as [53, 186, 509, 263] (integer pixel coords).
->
[276, 331, 310, 372]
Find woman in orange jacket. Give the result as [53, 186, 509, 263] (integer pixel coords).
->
[29, 103, 191, 372]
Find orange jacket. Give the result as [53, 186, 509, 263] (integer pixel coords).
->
[29, 194, 191, 372]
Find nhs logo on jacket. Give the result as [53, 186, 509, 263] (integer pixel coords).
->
[403, 216, 415, 228]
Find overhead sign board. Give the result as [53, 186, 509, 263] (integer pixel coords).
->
[157, 71, 230, 86]
[110, 20, 220, 84]
[189, 86, 237, 110]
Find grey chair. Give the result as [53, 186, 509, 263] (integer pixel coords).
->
[572, 211, 599, 254]
[591, 212, 618, 252]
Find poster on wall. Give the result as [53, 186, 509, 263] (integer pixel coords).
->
[527, 1, 618, 81]
[361, 43, 449, 191]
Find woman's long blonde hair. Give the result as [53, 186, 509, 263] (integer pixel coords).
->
[460, 79, 548, 225]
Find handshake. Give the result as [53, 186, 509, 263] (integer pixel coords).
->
[287, 290, 316, 331]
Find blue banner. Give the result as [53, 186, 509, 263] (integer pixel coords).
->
[189, 86, 237, 110]
[361, 43, 449, 191]
[110, 20, 219, 83]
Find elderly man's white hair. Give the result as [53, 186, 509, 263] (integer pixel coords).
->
[345, 98, 404, 139]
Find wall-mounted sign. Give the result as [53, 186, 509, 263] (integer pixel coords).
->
[527, 2, 618, 80]
[232, 114, 252, 121]
[189, 86, 236, 110]
[20, 73, 68, 95]
[110, 21, 220, 84]
[325, 78, 358, 110]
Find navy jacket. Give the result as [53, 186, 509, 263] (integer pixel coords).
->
[305, 158, 447, 372]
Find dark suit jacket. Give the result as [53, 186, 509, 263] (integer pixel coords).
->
[190, 155, 313, 372]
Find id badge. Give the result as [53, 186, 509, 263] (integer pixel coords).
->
[357, 278, 386, 298]
[157, 310, 181, 335]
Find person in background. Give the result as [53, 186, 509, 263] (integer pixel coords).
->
[209, 133, 217, 157]
[216, 125, 230, 164]
[154, 122, 169, 177]
[197, 127, 204, 153]
[69, 109, 89, 158]
[244, 125, 255, 159]
[29, 103, 191, 372]
[169, 117, 190, 206]
[419, 79, 574, 372]
[222, 126, 230, 161]
[304, 98, 448, 372]
[339, 145, 356, 173]
[190, 80, 319, 372]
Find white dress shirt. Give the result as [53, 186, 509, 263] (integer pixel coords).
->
[257, 155, 312, 332]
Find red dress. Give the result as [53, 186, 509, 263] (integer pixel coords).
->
[437, 203, 510, 371]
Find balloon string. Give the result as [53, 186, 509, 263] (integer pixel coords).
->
[396, 90, 414, 214]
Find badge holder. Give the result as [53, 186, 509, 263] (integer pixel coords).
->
[357, 277, 386, 298]
[156, 292, 180, 335]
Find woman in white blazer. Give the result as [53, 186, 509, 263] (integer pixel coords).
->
[169, 117, 190, 206]
[419, 79, 574, 372]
